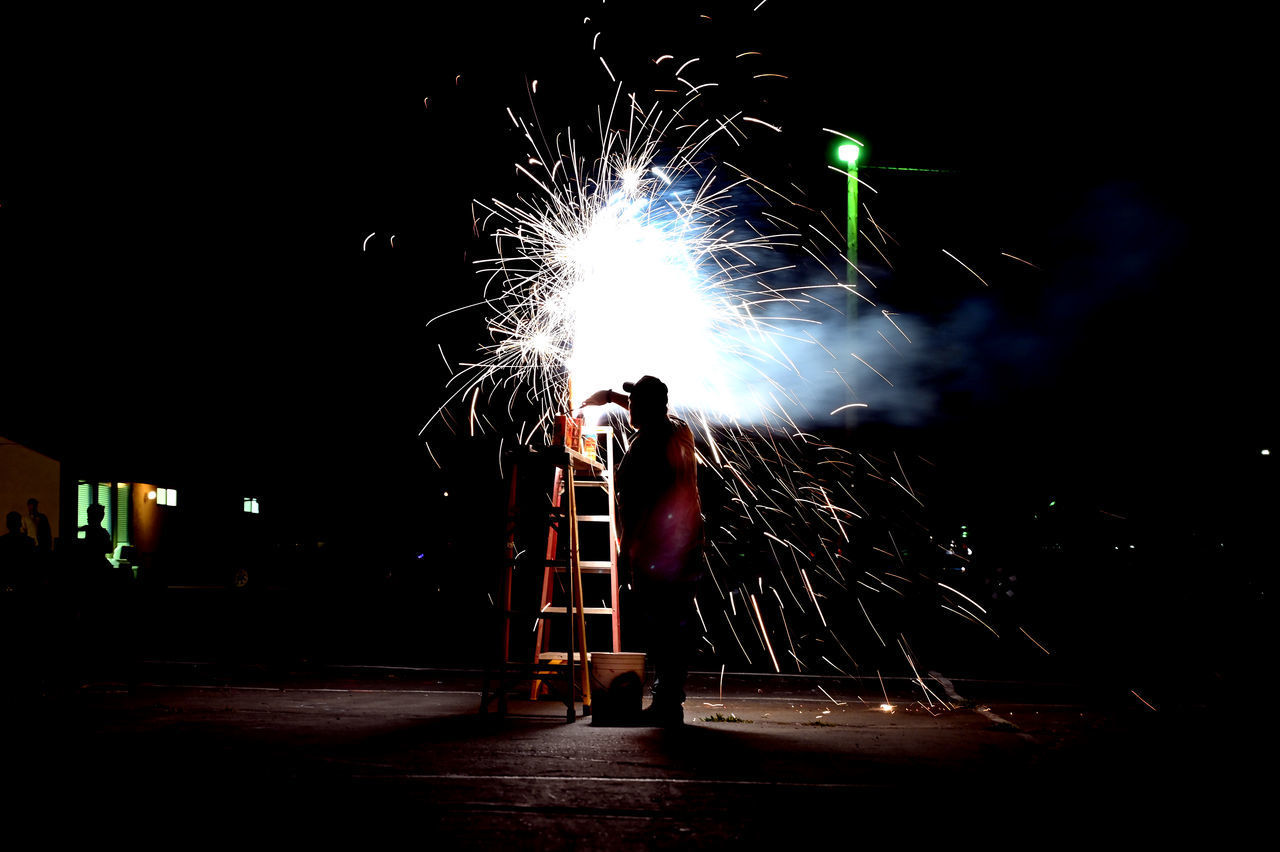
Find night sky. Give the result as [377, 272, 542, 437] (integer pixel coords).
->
[4, 1, 1272, 551]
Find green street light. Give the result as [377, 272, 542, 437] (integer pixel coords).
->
[834, 140, 862, 281]
[833, 139, 863, 294]
[834, 136, 863, 430]
[837, 143, 861, 165]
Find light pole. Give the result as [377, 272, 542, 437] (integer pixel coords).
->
[836, 142, 861, 307]
[836, 141, 862, 429]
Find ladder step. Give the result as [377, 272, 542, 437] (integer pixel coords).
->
[552, 562, 613, 574]
[566, 447, 604, 472]
[537, 652, 591, 662]
[572, 480, 609, 488]
[540, 606, 614, 615]
[578, 515, 611, 522]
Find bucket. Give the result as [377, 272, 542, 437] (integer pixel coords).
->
[589, 652, 646, 723]
[589, 652, 646, 692]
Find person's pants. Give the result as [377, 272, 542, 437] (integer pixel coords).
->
[627, 578, 697, 706]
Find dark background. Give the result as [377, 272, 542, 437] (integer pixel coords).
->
[3, 2, 1271, 678]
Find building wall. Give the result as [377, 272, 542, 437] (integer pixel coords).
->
[132, 481, 163, 553]
[0, 436, 60, 543]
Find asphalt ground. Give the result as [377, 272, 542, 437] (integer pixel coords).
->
[2, 660, 1260, 847]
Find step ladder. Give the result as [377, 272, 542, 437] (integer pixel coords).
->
[479, 427, 620, 721]
[532, 427, 621, 698]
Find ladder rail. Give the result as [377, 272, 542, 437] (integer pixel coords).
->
[604, 427, 621, 652]
[566, 462, 591, 709]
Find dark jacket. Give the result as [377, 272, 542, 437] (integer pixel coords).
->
[615, 417, 703, 583]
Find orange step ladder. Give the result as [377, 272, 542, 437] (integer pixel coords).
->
[532, 427, 621, 702]
[480, 427, 620, 721]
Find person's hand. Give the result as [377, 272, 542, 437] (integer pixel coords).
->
[580, 389, 614, 407]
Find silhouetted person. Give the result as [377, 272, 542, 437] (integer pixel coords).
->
[582, 376, 703, 725]
[77, 503, 113, 584]
[1, 511, 38, 700]
[1, 511, 35, 592]
[67, 502, 123, 682]
[22, 498, 53, 554]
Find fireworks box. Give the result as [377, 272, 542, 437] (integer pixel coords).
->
[553, 413, 583, 451]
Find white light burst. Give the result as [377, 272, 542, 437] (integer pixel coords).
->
[458, 86, 806, 433]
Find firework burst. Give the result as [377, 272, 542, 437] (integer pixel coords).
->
[428, 83, 833, 443]
[422, 16, 1000, 699]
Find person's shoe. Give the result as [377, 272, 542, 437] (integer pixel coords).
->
[639, 701, 684, 727]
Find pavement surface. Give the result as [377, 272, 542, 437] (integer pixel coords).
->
[2, 660, 1260, 846]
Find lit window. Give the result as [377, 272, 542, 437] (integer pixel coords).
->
[157, 487, 178, 507]
[77, 480, 129, 546]
[115, 483, 130, 546]
[77, 482, 91, 539]
[243, 498, 260, 514]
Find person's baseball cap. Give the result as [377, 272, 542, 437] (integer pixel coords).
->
[622, 375, 668, 404]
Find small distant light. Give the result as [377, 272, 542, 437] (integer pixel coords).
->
[442, 491, 449, 497]
[879, 703, 895, 713]
[1263, 449, 1271, 456]
[416, 553, 425, 560]
[147, 490, 157, 501]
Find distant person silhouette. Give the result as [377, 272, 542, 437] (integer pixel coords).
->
[1, 510, 35, 592]
[73, 503, 130, 683]
[22, 498, 53, 554]
[582, 376, 703, 726]
[1, 510, 38, 696]
[77, 503, 113, 580]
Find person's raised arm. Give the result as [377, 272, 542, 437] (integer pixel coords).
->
[580, 389, 629, 410]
